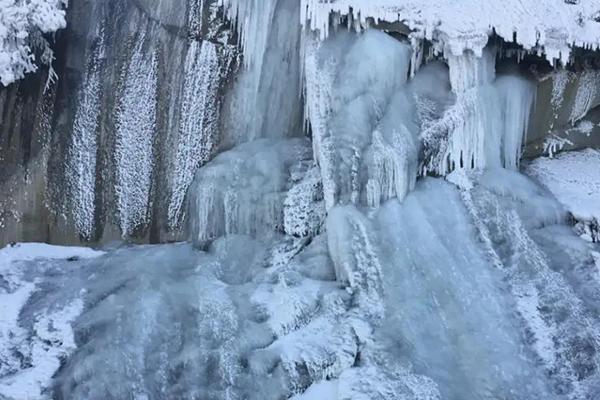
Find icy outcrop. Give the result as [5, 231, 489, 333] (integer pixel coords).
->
[302, 0, 600, 64]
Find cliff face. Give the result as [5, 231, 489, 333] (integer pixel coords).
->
[1, 0, 599, 248]
[0, 0, 238, 246]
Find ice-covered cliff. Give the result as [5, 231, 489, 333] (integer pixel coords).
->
[1, 1, 600, 399]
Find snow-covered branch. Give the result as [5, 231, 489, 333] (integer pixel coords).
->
[0, 0, 67, 86]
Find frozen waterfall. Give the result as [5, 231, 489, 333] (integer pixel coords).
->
[1, 1, 600, 400]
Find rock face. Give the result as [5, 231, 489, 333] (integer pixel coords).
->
[1, 1, 599, 248]
[525, 67, 600, 158]
[0, 0, 238, 246]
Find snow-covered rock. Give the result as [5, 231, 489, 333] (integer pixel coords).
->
[302, 0, 600, 64]
[527, 148, 600, 241]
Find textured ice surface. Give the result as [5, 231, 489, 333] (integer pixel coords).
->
[456, 169, 600, 398]
[66, 25, 105, 239]
[4, 169, 599, 399]
[168, 40, 222, 229]
[0, 244, 103, 399]
[189, 138, 314, 244]
[114, 30, 159, 237]
[3, 1, 600, 399]
[304, 30, 420, 208]
[221, 0, 303, 145]
[302, 0, 600, 64]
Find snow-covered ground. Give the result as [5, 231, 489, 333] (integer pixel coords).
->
[0, 244, 103, 399]
[527, 148, 600, 240]
[302, 0, 600, 63]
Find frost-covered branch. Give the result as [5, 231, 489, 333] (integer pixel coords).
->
[0, 0, 67, 86]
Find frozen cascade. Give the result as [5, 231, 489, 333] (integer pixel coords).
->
[455, 169, 600, 399]
[437, 49, 536, 174]
[221, 0, 303, 145]
[65, 26, 105, 239]
[304, 30, 420, 209]
[168, 40, 221, 229]
[3, 2, 600, 400]
[189, 139, 313, 244]
[374, 177, 557, 399]
[114, 31, 159, 237]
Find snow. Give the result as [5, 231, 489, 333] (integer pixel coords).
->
[290, 380, 338, 400]
[526, 148, 600, 226]
[0, 0, 67, 86]
[0, 243, 104, 263]
[0, 243, 103, 400]
[302, 0, 600, 64]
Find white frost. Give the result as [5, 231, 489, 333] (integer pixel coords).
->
[302, 0, 600, 65]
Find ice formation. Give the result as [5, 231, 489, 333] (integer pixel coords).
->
[220, 0, 303, 145]
[3, 0, 600, 399]
[168, 40, 221, 229]
[114, 31, 159, 237]
[304, 30, 420, 208]
[301, 0, 600, 64]
[66, 25, 105, 239]
[189, 139, 313, 244]
[426, 50, 535, 174]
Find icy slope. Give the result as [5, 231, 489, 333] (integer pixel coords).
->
[302, 0, 600, 63]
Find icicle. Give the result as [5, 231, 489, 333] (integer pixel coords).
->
[496, 75, 535, 170]
[114, 32, 159, 237]
[221, 0, 302, 144]
[189, 139, 312, 244]
[218, 0, 279, 69]
[167, 40, 221, 229]
[409, 37, 424, 78]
